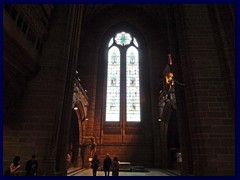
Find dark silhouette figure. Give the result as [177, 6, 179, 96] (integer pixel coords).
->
[103, 154, 112, 176]
[111, 157, 120, 176]
[91, 154, 100, 176]
[5, 156, 21, 176]
[25, 154, 38, 176]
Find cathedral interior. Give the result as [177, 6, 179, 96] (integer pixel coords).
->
[3, 4, 235, 176]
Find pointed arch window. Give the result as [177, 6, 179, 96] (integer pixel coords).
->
[106, 32, 141, 122]
[105, 46, 120, 122]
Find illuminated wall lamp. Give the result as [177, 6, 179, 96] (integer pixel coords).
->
[74, 105, 78, 111]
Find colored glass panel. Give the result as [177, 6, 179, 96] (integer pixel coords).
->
[133, 38, 138, 47]
[115, 32, 132, 46]
[105, 46, 120, 121]
[108, 37, 113, 47]
[126, 46, 141, 122]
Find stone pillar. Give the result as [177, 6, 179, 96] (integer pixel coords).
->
[41, 4, 84, 175]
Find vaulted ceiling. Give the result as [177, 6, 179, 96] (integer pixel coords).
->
[81, 4, 168, 25]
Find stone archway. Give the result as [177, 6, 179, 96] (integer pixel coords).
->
[68, 110, 80, 168]
[67, 72, 89, 170]
[67, 100, 88, 170]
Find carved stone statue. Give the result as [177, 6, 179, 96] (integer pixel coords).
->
[90, 137, 97, 158]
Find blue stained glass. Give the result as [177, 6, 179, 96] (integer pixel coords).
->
[129, 52, 135, 64]
[121, 36, 125, 44]
[111, 52, 117, 64]
[115, 32, 132, 46]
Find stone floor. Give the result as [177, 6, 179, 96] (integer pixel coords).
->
[68, 168, 180, 176]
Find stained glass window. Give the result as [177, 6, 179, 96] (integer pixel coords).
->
[105, 46, 120, 121]
[105, 32, 141, 122]
[133, 38, 138, 47]
[115, 32, 132, 46]
[126, 46, 140, 122]
[108, 38, 113, 47]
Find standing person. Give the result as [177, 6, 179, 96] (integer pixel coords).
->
[111, 157, 120, 176]
[25, 154, 38, 176]
[91, 154, 99, 176]
[5, 156, 21, 176]
[103, 153, 112, 176]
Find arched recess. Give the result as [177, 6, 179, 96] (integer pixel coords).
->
[161, 101, 180, 170]
[68, 109, 80, 167]
[68, 101, 87, 169]
[67, 73, 89, 169]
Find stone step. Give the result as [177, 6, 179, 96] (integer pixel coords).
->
[132, 166, 145, 169]
[132, 166, 149, 172]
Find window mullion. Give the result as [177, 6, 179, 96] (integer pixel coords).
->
[120, 48, 127, 140]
